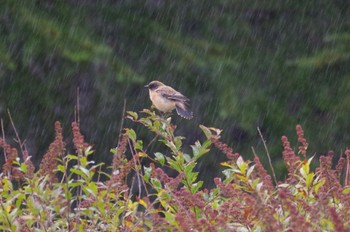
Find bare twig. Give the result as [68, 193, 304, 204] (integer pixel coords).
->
[251, 146, 257, 156]
[1, 118, 5, 142]
[1, 118, 6, 162]
[257, 127, 278, 186]
[76, 87, 80, 125]
[116, 99, 127, 146]
[7, 109, 25, 157]
[144, 134, 159, 153]
[346, 152, 349, 186]
[128, 139, 142, 199]
[127, 134, 150, 197]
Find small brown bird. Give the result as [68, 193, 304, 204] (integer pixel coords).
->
[145, 80, 193, 119]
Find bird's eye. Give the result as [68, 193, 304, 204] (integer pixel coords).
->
[148, 83, 157, 90]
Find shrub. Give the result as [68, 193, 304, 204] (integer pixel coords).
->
[0, 109, 350, 231]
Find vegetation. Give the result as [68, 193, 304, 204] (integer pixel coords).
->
[1, 1, 350, 179]
[1, 111, 350, 231]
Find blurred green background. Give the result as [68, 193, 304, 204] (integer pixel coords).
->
[0, 0, 349, 183]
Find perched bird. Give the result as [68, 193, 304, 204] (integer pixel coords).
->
[145, 80, 193, 119]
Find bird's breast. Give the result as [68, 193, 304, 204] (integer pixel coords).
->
[150, 90, 176, 112]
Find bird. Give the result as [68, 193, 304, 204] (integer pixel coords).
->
[144, 80, 193, 119]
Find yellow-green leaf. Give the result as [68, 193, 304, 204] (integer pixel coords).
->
[306, 172, 314, 189]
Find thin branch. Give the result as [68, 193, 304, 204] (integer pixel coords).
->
[116, 99, 127, 146]
[144, 134, 159, 153]
[1, 118, 5, 142]
[346, 152, 349, 186]
[127, 134, 150, 197]
[76, 87, 80, 125]
[1, 118, 6, 162]
[113, 99, 127, 172]
[257, 127, 278, 186]
[7, 109, 25, 157]
[128, 139, 142, 199]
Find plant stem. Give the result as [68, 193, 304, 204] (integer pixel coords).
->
[257, 127, 278, 185]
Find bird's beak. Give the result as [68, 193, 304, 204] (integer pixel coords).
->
[144, 84, 149, 88]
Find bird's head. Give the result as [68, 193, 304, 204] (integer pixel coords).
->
[144, 80, 164, 90]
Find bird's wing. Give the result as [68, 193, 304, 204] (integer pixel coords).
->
[156, 87, 189, 102]
[164, 93, 189, 102]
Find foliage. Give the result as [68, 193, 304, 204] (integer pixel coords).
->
[1, 0, 350, 174]
[1, 111, 350, 231]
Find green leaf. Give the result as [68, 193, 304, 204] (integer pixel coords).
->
[174, 136, 184, 149]
[98, 171, 111, 179]
[88, 182, 98, 196]
[84, 146, 94, 156]
[184, 153, 192, 162]
[163, 211, 177, 226]
[70, 168, 89, 180]
[247, 164, 255, 178]
[342, 187, 350, 195]
[113, 205, 126, 225]
[306, 172, 314, 189]
[184, 162, 196, 179]
[66, 154, 78, 160]
[307, 155, 315, 165]
[236, 156, 247, 174]
[127, 111, 138, 120]
[191, 181, 203, 194]
[68, 182, 82, 189]
[15, 193, 26, 209]
[167, 158, 182, 172]
[125, 128, 137, 141]
[222, 169, 233, 180]
[202, 140, 212, 149]
[56, 164, 66, 173]
[143, 166, 152, 182]
[153, 120, 161, 131]
[20, 163, 27, 173]
[140, 118, 152, 127]
[314, 179, 325, 194]
[151, 178, 162, 190]
[192, 143, 200, 156]
[191, 140, 210, 161]
[154, 152, 165, 166]
[135, 140, 143, 150]
[300, 162, 309, 179]
[80, 156, 88, 167]
[199, 125, 212, 139]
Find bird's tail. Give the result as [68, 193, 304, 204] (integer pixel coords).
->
[175, 103, 193, 119]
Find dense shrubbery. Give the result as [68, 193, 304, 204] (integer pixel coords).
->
[1, 110, 350, 231]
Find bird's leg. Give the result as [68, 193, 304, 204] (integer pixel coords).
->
[163, 112, 172, 120]
[158, 112, 173, 124]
